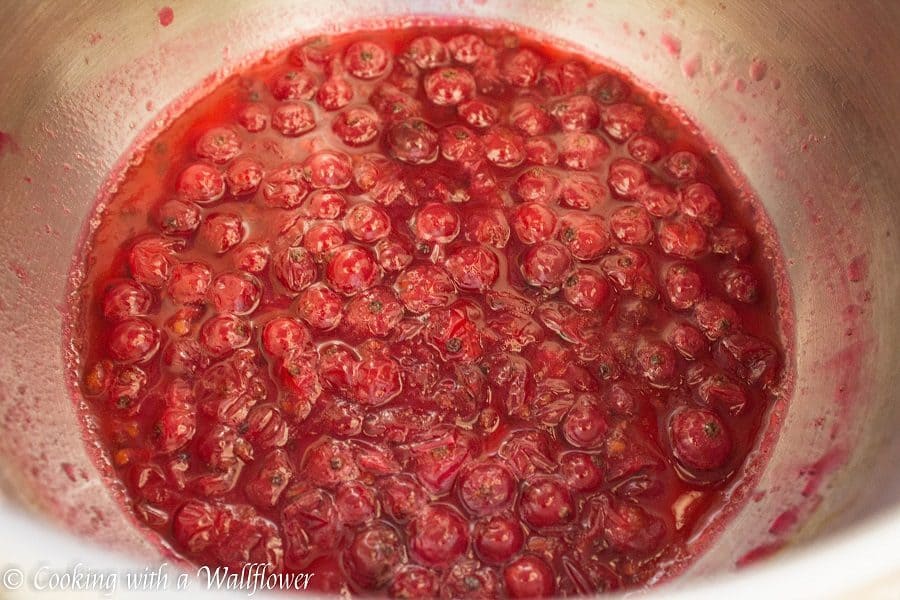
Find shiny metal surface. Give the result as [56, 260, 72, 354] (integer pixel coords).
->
[0, 0, 898, 597]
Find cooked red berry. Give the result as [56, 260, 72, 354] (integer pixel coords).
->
[195, 127, 242, 163]
[658, 218, 709, 259]
[303, 222, 345, 256]
[335, 482, 378, 526]
[550, 95, 600, 132]
[669, 407, 732, 471]
[388, 566, 439, 599]
[669, 322, 707, 359]
[601, 102, 647, 141]
[304, 150, 352, 190]
[694, 298, 740, 339]
[273, 246, 317, 293]
[504, 555, 556, 599]
[482, 126, 526, 168]
[444, 244, 499, 291]
[344, 286, 404, 337]
[561, 395, 608, 448]
[628, 133, 664, 163]
[232, 242, 270, 273]
[209, 271, 261, 315]
[409, 505, 469, 566]
[562, 268, 610, 311]
[102, 280, 153, 321]
[464, 208, 510, 248]
[413, 203, 460, 243]
[108, 318, 160, 363]
[156, 199, 201, 235]
[224, 156, 264, 196]
[558, 213, 612, 261]
[512, 202, 557, 245]
[272, 102, 316, 136]
[424, 67, 477, 106]
[294, 284, 343, 331]
[333, 107, 381, 146]
[344, 41, 391, 79]
[636, 340, 678, 384]
[271, 69, 318, 101]
[317, 75, 354, 111]
[666, 150, 703, 180]
[457, 462, 516, 515]
[376, 237, 414, 272]
[520, 477, 575, 528]
[538, 54, 586, 89]
[473, 514, 525, 565]
[326, 244, 379, 295]
[352, 357, 403, 405]
[387, 118, 440, 164]
[560, 451, 603, 492]
[520, 242, 572, 290]
[559, 173, 606, 210]
[595, 495, 666, 554]
[237, 103, 269, 132]
[380, 474, 428, 523]
[681, 182, 722, 226]
[310, 193, 348, 221]
[129, 237, 180, 288]
[343, 202, 390, 242]
[524, 137, 558, 166]
[610, 206, 654, 245]
[262, 165, 309, 208]
[665, 264, 703, 310]
[502, 48, 544, 87]
[458, 99, 499, 129]
[607, 158, 648, 199]
[720, 266, 759, 303]
[198, 213, 245, 254]
[446, 33, 485, 64]
[177, 162, 225, 204]
[509, 99, 554, 136]
[370, 83, 423, 122]
[559, 132, 609, 171]
[245, 449, 293, 507]
[261, 316, 311, 357]
[638, 183, 679, 217]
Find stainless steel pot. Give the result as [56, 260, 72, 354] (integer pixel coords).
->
[1, 1, 898, 598]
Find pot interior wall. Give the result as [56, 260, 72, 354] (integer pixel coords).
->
[0, 0, 898, 589]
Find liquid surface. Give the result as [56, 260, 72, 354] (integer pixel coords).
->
[73, 23, 786, 598]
